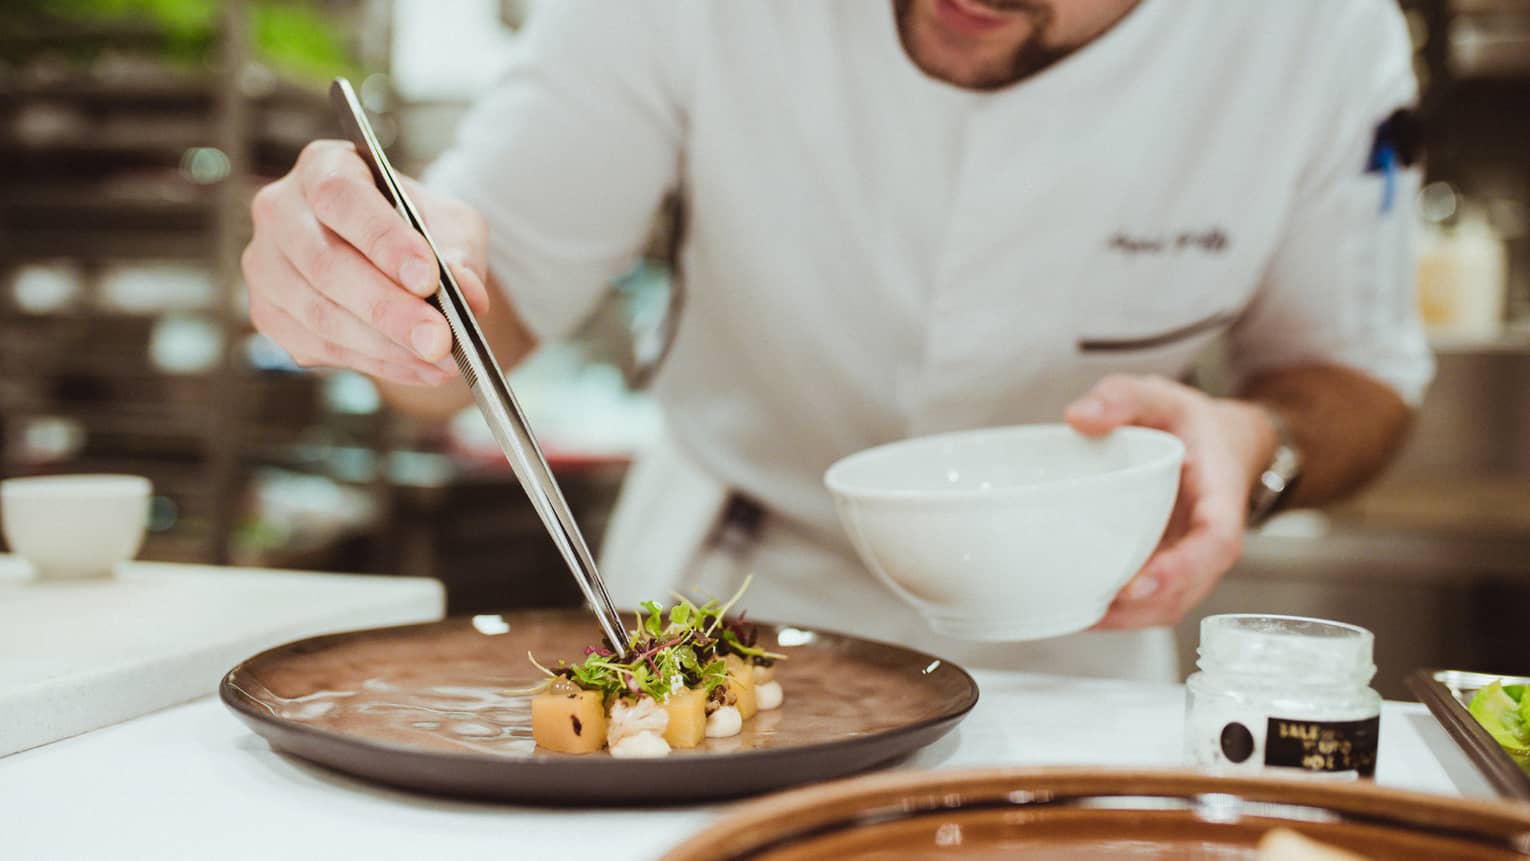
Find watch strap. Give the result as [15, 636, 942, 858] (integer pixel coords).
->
[1247, 408, 1303, 526]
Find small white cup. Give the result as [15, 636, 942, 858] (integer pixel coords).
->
[824, 424, 1183, 642]
[1, 475, 152, 580]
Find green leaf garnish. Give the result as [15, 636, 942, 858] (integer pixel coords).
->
[523, 577, 782, 703]
[1469, 681, 1530, 753]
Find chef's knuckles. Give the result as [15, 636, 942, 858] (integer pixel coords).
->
[246, 287, 445, 386]
[249, 179, 282, 225]
[300, 237, 450, 360]
[243, 234, 445, 376]
[298, 148, 434, 289]
[250, 242, 420, 362]
[243, 139, 493, 384]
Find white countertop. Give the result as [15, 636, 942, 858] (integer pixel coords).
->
[0, 670, 1492, 861]
[0, 555, 444, 756]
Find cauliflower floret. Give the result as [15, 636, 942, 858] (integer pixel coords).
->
[705, 704, 742, 738]
[607, 696, 671, 757]
[756, 680, 783, 711]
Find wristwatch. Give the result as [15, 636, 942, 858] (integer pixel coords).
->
[1247, 408, 1303, 526]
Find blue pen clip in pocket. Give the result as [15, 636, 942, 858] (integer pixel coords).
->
[1373, 142, 1398, 214]
[1366, 108, 1423, 215]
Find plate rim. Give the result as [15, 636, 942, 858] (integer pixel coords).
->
[219, 609, 981, 773]
[655, 765, 1530, 861]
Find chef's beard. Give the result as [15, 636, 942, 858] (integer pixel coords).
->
[894, 0, 1072, 90]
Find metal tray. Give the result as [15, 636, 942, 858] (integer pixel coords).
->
[1407, 668, 1530, 801]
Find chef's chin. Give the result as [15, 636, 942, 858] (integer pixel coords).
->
[894, 0, 1058, 91]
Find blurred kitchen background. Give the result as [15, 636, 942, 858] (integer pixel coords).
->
[0, 0, 1525, 697]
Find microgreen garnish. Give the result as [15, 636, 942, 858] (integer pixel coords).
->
[525, 577, 785, 703]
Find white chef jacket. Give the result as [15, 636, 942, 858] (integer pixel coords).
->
[426, 0, 1433, 680]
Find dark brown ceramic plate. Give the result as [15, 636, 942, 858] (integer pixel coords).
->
[660, 767, 1530, 860]
[1407, 668, 1530, 802]
[219, 610, 978, 805]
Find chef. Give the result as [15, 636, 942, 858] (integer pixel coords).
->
[240, 0, 1433, 681]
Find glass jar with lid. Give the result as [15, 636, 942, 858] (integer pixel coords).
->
[1185, 614, 1381, 779]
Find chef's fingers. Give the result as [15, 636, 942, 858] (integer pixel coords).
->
[1095, 522, 1243, 629]
[1104, 460, 1195, 606]
[1153, 440, 1250, 592]
[1065, 373, 1188, 436]
[1098, 524, 1237, 630]
[401, 175, 492, 282]
[243, 240, 452, 381]
[293, 140, 440, 299]
[249, 290, 449, 387]
[443, 256, 492, 318]
[1094, 459, 1245, 629]
[269, 192, 456, 365]
[408, 177, 491, 317]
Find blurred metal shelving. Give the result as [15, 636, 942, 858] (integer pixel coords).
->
[0, 2, 354, 564]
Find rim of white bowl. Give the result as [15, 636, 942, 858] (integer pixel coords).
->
[0, 474, 152, 498]
[822, 424, 1185, 501]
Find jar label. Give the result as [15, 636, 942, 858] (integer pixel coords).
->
[1264, 716, 1380, 777]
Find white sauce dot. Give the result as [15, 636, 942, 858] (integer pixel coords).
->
[609, 731, 671, 758]
[756, 681, 783, 711]
[705, 705, 743, 738]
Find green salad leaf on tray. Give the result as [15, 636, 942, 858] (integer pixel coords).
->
[1467, 681, 1530, 767]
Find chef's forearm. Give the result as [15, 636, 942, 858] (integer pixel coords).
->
[375, 273, 538, 423]
[1238, 363, 1414, 509]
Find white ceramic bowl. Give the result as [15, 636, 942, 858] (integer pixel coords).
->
[1, 475, 152, 579]
[824, 425, 1183, 642]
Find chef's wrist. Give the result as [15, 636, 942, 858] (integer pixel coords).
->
[1232, 398, 1311, 524]
[1216, 397, 1284, 501]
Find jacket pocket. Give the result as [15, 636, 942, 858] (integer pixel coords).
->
[1077, 309, 1240, 353]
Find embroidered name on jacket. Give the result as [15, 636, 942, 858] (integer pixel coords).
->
[1107, 229, 1229, 255]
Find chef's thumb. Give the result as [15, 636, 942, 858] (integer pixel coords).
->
[1064, 374, 1182, 436]
[1064, 394, 1116, 435]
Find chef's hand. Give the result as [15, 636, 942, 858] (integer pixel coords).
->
[241, 140, 491, 386]
[1064, 374, 1278, 629]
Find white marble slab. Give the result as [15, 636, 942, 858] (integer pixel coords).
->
[0, 554, 443, 756]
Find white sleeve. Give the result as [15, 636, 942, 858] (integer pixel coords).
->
[423, 0, 690, 341]
[1227, 2, 1434, 405]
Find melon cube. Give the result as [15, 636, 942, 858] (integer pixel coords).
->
[725, 655, 758, 720]
[662, 686, 707, 749]
[532, 689, 608, 754]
